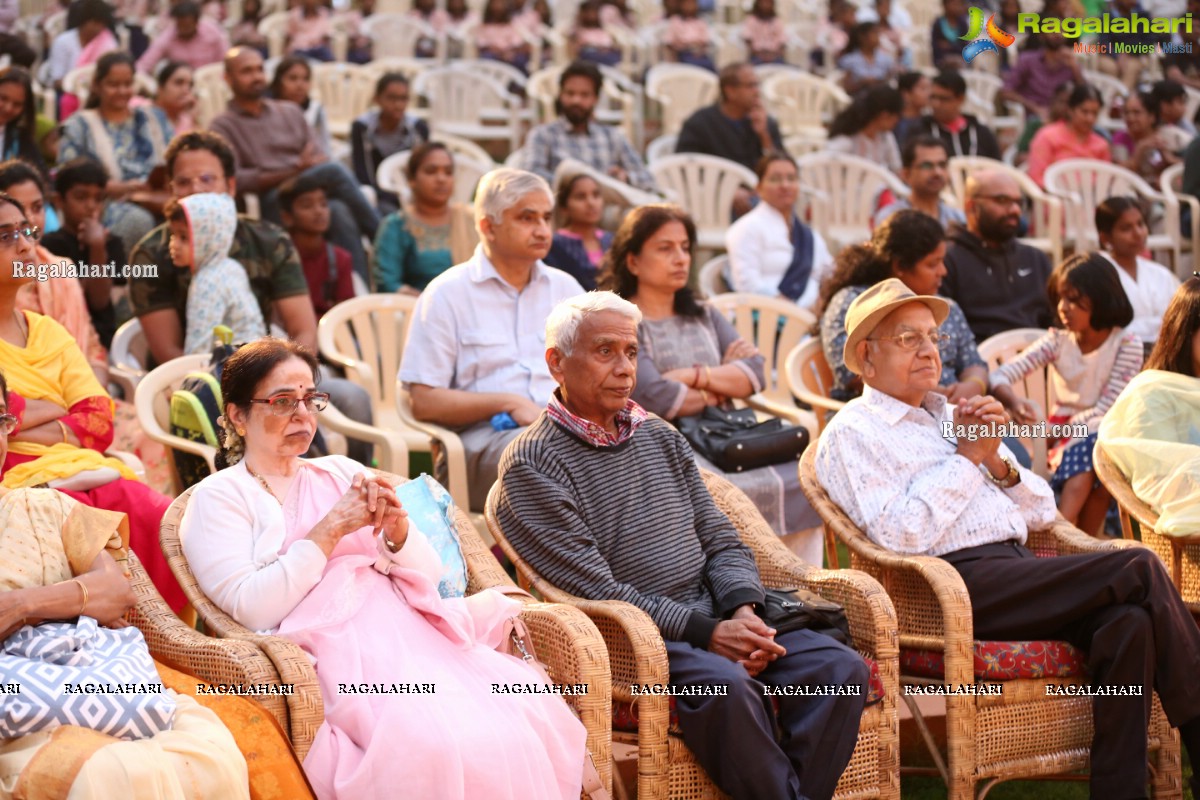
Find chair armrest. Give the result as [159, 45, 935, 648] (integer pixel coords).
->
[396, 384, 471, 511]
[109, 366, 141, 401]
[773, 564, 898, 663]
[518, 601, 613, 794]
[106, 448, 147, 482]
[1030, 515, 1145, 556]
[320, 402, 409, 476]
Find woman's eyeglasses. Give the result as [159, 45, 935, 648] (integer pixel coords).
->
[0, 226, 40, 246]
[249, 393, 331, 416]
[0, 414, 17, 435]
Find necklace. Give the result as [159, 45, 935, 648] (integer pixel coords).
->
[10, 310, 27, 345]
[245, 464, 283, 505]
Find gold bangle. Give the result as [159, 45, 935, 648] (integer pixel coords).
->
[56, 420, 69, 443]
[69, 578, 89, 616]
[967, 376, 988, 393]
[699, 389, 710, 404]
[705, 365, 712, 388]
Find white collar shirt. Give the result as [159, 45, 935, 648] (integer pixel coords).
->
[399, 245, 584, 402]
[815, 385, 1058, 556]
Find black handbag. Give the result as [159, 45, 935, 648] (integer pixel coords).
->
[762, 588, 853, 647]
[675, 407, 809, 473]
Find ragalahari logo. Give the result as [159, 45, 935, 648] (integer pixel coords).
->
[960, 7, 1016, 64]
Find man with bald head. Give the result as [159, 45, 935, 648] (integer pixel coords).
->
[816, 279, 1200, 800]
[209, 47, 379, 279]
[941, 170, 1053, 340]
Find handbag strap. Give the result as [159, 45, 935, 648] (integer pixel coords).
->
[494, 585, 612, 800]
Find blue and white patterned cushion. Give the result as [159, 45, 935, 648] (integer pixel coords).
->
[395, 474, 468, 598]
[0, 617, 176, 740]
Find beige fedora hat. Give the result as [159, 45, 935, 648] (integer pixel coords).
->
[843, 278, 950, 375]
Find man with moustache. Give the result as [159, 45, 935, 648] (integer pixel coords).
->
[941, 170, 1053, 341]
[873, 136, 965, 230]
[399, 168, 584, 511]
[519, 60, 658, 193]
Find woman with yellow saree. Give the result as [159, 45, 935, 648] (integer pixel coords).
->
[0, 192, 183, 609]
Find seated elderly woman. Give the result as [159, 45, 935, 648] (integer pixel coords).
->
[178, 337, 587, 799]
[1099, 275, 1200, 537]
[818, 209, 988, 405]
[0, 192, 182, 610]
[0, 370, 250, 800]
[599, 204, 824, 564]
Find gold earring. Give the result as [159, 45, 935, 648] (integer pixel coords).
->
[237, 428, 246, 436]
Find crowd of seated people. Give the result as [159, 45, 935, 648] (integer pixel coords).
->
[6, 0, 1200, 796]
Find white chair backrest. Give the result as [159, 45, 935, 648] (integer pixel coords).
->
[1043, 158, 1161, 251]
[362, 13, 441, 59]
[762, 71, 849, 139]
[413, 64, 516, 129]
[110, 318, 149, 375]
[316, 294, 418, 418]
[645, 64, 719, 136]
[192, 62, 230, 129]
[794, 152, 910, 251]
[645, 134, 677, 164]
[697, 255, 731, 298]
[134, 353, 218, 491]
[310, 63, 377, 137]
[709, 293, 816, 409]
[361, 56, 437, 86]
[376, 149, 491, 206]
[649, 153, 757, 246]
[977, 328, 1053, 477]
[783, 337, 845, 439]
[258, 10, 291, 58]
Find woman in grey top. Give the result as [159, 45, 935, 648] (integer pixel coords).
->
[599, 204, 823, 561]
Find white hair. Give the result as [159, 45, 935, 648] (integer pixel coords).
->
[546, 292, 642, 355]
[474, 167, 554, 230]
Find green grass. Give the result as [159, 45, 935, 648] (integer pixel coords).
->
[899, 757, 1193, 799]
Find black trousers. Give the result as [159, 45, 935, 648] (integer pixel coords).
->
[941, 542, 1200, 800]
[666, 628, 868, 800]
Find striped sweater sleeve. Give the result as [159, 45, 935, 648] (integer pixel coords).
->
[989, 329, 1060, 387]
[1069, 330, 1144, 433]
[497, 458, 722, 647]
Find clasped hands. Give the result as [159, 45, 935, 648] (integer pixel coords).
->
[710, 605, 786, 677]
[317, 472, 409, 552]
[953, 394, 1015, 478]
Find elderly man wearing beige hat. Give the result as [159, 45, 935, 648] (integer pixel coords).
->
[814, 277, 1200, 800]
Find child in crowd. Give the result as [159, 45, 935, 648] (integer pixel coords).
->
[41, 157, 123, 349]
[476, 0, 533, 73]
[742, 0, 786, 65]
[279, 175, 355, 318]
[337, 0, 374, 64]
[990, 253, 1143, 536]
[813, 0, 857, 71]
[287, 0, 335, 62]
[1095, 196, 1181, 351]
[571, 1, 620, 66]
[544, 173, 611, 290]
[168, 192, 267, 354]
[351, 72, 429, 216]
[408, 0, 450, 58]
[663, 0, 714, 71]
[229, 0, 269, 54]
[446, 0, 479, 44]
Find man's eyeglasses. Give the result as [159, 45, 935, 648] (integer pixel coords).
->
[867, 331, 950, 351]
[171, 173, 222, 193]
[0, 226, 40, 246]
[249, 392, 331, 416]
[973, 194, 1022, 208]
[0, 414, 17, 435]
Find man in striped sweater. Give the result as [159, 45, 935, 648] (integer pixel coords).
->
[496, 292, 867, 800]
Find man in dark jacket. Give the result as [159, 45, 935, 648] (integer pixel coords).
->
[910, 69, 1002, 160]
[942, 170, 1053, 341]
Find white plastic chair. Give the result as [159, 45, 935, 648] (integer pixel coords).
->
[783, 337, 845, 441]
[761, 71, 850, 140]
[960, 69, 1024, 138]
[946, 155, 1065, 266]
[109, 318, 150, 401]
[412, 64, 525, 154]
[708, 293, 818, 437]
[977, 328, 1054, 479]
[362, 12, 444, 60]
[310, 62, 378, 139]
[794, 152, 911, 254]
[1044, 158, 1177, 267]
[649, 153, 757, 251]
[645, 63, 719, 137]
[1160, 162, 1200, 280]
[645, 134, 678, 164]
[697, 254, 731, 298]
[192, 62, 230, 129]
[257, 11, 290, 59]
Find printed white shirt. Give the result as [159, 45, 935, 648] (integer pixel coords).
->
[815, 385, 1058, 556]
[399, 245, 584, 402]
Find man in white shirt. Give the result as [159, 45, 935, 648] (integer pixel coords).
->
[399, 168, 584, 510]
[815, 278, 1200, 800]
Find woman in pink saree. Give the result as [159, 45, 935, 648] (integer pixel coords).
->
[178, 338, 587, 800]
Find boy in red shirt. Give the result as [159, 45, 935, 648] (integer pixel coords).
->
[278, 174, 355, 317]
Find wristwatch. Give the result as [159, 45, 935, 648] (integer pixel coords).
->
[383, 533, 402, 553]
[985, 455, 1021, 489]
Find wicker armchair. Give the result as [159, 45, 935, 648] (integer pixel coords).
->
[798, 447, 1182, 800]
[158, 478, 614, 793]
[1094, 442, 1200, 615]
[485, 470, 900, 800]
